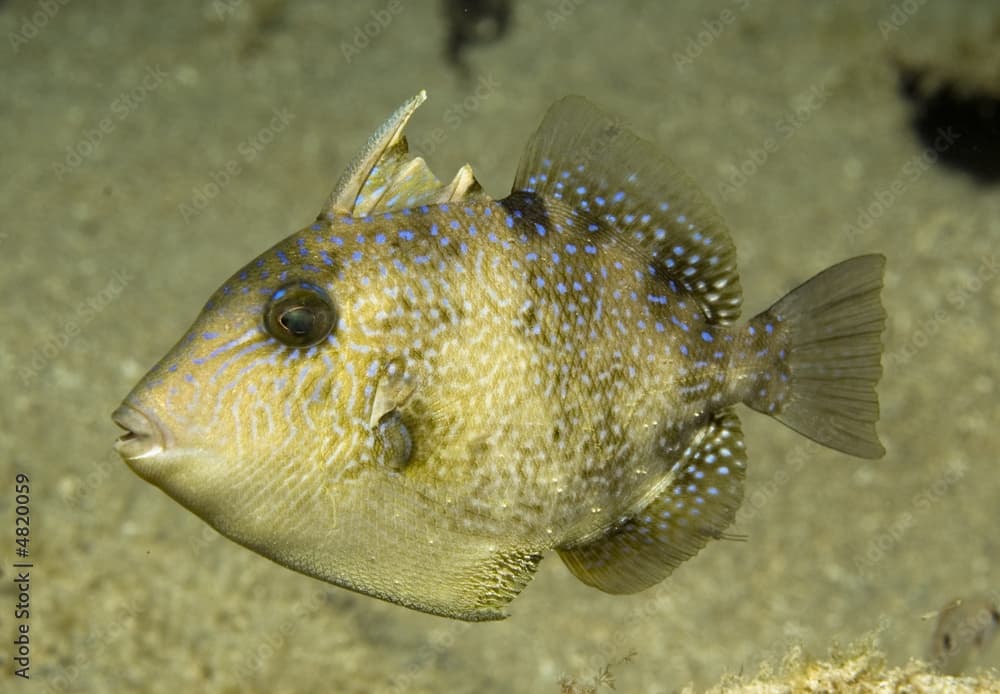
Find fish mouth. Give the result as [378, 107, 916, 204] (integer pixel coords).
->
[112, 403, 167, 462]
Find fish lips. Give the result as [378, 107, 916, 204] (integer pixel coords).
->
[112, 402, 169, 469]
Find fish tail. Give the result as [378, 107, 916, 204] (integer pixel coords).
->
[745, 254, 887, 459]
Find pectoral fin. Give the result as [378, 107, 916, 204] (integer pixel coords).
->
[369, 361, 417, 471]
[558, 409, 747, 594]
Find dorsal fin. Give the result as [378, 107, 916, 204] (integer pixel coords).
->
[321, 91, 485, 218]
[512, 96, 742, 324]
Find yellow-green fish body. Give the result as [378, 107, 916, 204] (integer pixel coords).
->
[113, 91, 886, 620]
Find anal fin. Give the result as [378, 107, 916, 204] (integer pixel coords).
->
[557, 409, 747, 594]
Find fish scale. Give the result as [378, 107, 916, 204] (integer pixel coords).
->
[113, 91, 886, 620]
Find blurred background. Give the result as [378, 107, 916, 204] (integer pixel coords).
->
[1, 0, 998, 691]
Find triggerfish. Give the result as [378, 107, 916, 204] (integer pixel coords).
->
[113, 91, 887, 620]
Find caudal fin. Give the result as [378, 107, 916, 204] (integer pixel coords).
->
[748, 254, 887, 459]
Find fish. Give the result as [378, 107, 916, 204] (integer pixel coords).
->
[112, 91, 887, 621]
[927, 595, 1000, 675]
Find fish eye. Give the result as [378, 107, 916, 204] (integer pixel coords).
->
[264, 282, 337, 347]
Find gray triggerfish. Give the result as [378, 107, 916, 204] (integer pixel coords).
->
[112, 91, 887, 620]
